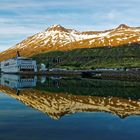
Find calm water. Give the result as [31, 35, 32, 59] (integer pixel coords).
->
[0, 74, 140, 140]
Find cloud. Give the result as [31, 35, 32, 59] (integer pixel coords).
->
[0, 0, 140, 51]
[0, 26, 41, 35]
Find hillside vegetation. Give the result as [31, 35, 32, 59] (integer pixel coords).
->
[33, 43, 140, 70]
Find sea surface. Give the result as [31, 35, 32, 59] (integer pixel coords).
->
[0, 74, 140, 140]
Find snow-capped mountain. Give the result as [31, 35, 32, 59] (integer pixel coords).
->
[0, 24, 140, 61]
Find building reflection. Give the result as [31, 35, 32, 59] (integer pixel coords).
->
[0, 74, 37, 90]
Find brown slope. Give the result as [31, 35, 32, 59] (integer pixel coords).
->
[0, 24, 140, 61]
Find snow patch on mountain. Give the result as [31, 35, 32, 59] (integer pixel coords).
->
[1, 24, 140, 61]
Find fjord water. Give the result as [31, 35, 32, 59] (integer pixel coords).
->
[0, 75, 140, 140]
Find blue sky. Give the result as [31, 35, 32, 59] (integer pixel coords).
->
[0, 0, 140, 51]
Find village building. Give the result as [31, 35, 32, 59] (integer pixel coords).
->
[1, 52, 37, 74]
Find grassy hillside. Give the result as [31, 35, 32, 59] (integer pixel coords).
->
[33, 43, 140, 70]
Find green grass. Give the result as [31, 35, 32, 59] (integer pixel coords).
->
[33, 43, 140, 70]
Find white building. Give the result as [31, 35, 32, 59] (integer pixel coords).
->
[40, 63, 47, 71]
[1, 57, 37, 73]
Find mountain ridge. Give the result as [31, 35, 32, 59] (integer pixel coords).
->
[0, 24, 140, 61]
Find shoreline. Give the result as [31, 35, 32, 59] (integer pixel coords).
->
[1, 70, 140, 81]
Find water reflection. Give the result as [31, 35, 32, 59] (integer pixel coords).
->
[0, 74, 140, 120]
[0, 74, 37, 89]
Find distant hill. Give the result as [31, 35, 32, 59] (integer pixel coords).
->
[0, 24, 140, 61]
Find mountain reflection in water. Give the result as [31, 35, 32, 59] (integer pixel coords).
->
[0, 74, 140, 120]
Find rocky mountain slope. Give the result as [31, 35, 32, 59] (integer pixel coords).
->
[0, 24, 140, 61]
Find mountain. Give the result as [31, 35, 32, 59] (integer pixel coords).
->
[0, 24, 140, 61]
[1, 85, 140, 120]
